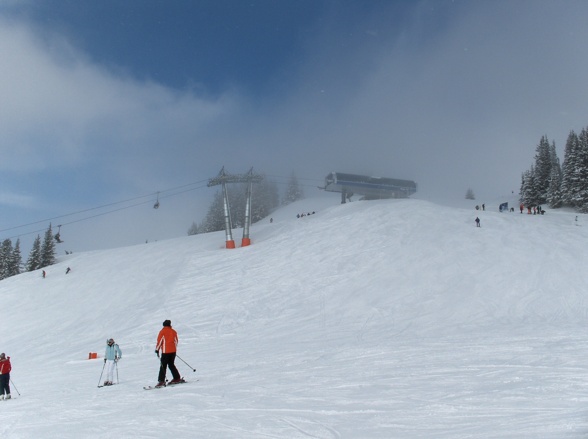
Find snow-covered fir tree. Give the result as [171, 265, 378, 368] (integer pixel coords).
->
[520, 127, 588, 212]
[560, 130, 580, 207]
[520, 167, 537, 207]
[26, 235, 42, 272]
[250, 179, 279, 222]
[572, 127, 588, 211]
[533, 135, 554, 205]
[282, 172, 304, 205]
[11, 238, 23, 276]
[196, 191, 226, 234]
[546, 158, 563, 208]
[0, 239, 13, 280]
[187, 221, 199, 236]
[40, 224, 57, 268]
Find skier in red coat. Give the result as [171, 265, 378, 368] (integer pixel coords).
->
[0, 353, 11, 400]
[154, 320, 182, 387]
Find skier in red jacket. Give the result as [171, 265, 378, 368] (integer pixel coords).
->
[155, 320, 183, 387]
[0, 353, 11, 400]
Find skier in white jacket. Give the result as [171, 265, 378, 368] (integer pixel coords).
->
[103, 339, 122, 386]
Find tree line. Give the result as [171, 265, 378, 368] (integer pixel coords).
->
[0, 224, 57, 281]
[520, 127, 588, 212]
[188, 172, 304, 235]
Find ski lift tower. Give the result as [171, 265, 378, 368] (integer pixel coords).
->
[241, 167, 264, 247]
[208, 167, 263, 248]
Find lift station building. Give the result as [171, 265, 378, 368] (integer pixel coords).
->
[322, 172, 417, 203]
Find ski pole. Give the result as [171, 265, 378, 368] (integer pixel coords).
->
[10, 379, 20, 396]
[115, 359, 119, 384]
[97, 361, 106, 387]
[176, 354, 196, 372]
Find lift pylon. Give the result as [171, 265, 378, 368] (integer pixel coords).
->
[207, 167, 263, 249]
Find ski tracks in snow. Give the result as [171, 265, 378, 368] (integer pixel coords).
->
[279, 417, 341, 438]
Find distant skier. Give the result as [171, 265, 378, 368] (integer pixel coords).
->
[520, 203, 524, 214]
[42, 270, 46, 278]
[155, 320, 183, 387]
[66, 267, 71, 274]
[475, 217, 481, 227]
[0, 353, 11, 400]
[103, 339, 122, 386]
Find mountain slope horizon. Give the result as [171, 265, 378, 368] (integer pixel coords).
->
[2, 195, 588, 438]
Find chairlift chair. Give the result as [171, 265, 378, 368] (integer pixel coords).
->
[54, 225, 64, 243]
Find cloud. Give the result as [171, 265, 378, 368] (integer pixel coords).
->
[0, 190, 35, 208]
[3, 1, 588, 252]
[0, 17, 235, 182]
[219, 0, 588, 199]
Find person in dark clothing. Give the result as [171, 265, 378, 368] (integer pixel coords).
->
[475, 217, 481, 227]
[154, 320, 182, 387]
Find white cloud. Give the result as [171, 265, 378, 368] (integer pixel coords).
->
[0, 18, 235, 179]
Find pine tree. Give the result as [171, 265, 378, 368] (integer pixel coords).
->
[26, 235, 42, 272]
[251, 179, 280, 222]
[465, 188, 475, 200]
[544, 140, 562, 208]
[229, 184, 247, 228]
[282, 172, 304, 205]
[533, 135, 553, 205]
[11, 238, 23, 276]
[520, 167, 538, 207]
[0, 239, 13, 280]
[574, 127, 588, 212]
[560, 130, 580, 206]
[197, 191, 227, 234]
[40, 224, 57, 268]
[187, 221, 199, 236]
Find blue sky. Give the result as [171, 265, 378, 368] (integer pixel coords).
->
[2, 0, 588, 253]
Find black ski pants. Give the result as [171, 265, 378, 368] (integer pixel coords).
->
[0, 373, 10, 396]
[158, 353, 180, 382]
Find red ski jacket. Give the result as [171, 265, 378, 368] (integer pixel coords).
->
[0, 357, 11, 375]
[156, 327, 178, 354]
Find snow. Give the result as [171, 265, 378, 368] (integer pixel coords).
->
[2, 195, 588, 438]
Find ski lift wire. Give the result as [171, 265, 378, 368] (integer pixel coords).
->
[0, 179, 209, 234]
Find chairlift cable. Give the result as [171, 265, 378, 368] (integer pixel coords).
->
[0, 179, 209, 234]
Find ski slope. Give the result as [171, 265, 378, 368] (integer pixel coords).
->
[2, 196, 588, 438]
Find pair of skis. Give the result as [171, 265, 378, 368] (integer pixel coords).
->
[143, 378, 195, 390]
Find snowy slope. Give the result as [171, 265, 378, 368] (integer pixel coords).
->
[2, 196, 588, 438]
